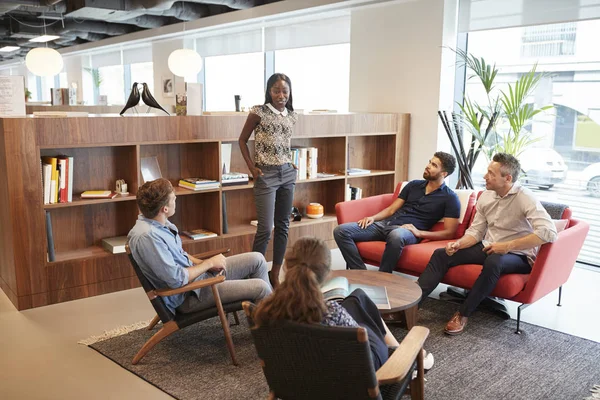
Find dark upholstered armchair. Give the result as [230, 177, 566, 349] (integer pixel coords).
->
[126, 245, 242, 365]
[243, 302, 430, 400]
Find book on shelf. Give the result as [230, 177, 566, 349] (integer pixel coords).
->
[316, 172, 337, 178]
[181, 177, 219, 185]
[45, 211, 55, 262]
[178, 180, 220, 191]
[345, 184, 362, 201]
[41, 155, 73, 204]
[222, 172, 249, 186]
[181, 229, 218, 240]
[347, 168, 371, 176]
[81, 190, 118, 199]
[101, 236, 128, 254]
[321, 276, 390, 310]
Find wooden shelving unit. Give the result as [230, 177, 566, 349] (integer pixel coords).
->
[0, 113, 409, 310]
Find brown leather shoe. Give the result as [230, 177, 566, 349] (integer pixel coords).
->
[444, 312, 468, 335]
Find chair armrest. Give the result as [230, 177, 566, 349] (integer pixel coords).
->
[335, 194, 394, 224]
[154, 275, 226, 297]
[376, 326, 429, 385]
[191, 247, 230, 260]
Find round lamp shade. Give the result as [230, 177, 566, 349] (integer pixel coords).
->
[26, 47, 64, 77]
[168, 49, 203, 77]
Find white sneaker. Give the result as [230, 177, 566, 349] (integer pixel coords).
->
[423, 352, 434, 370]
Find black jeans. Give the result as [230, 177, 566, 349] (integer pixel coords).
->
[341, 289, 389, 370]
[417, 243, 531, 317]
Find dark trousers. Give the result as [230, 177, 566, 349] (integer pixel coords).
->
[341, 289, 389, 370]
[417, 243, 531, 317]
[252, 163, 296, 266]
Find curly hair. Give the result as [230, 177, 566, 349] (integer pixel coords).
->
[136, 178, 173, 219]
[434, 151, 457, 176]
[252, 237, 331, 327]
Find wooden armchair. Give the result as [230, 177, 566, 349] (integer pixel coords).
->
[243, 302, 430, 400]
[126, 245, 242, 365]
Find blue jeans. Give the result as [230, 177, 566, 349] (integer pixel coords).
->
[333, 221, 419, 273]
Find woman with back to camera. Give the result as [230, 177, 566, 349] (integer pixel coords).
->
[239, 73, 298, 288]
[252, 236, 435, 371]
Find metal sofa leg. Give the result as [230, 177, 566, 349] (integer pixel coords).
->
[515, 303, 530, 335]
[557, 286, 562, 307]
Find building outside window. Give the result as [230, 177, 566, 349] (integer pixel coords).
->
[465, 19, 600, 266]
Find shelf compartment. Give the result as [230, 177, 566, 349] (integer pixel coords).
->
[221, 140, 254, 176]
[173, 186, 221, 196]
[293, 179, 346, 216]
[291, 136, 347, 177]
[40, 145, 139, 202]
[346, 170, 395, 178]
[140, 142, 220, 186]
[347, 174, 396, 198]
[223, 214, 338, 240]
[222, 182, 254, 191]
[296, 175, 345, 183]
[47, 201, 139, 258]
[222, 190, 257, 234]
[169, 190, 221, 236]
[347, 135, 396, 172]
[50, 245, 114, 263]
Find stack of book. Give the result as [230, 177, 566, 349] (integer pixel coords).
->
[222, 172, 249, 186]
[179, 178, 220, 191]
[81, 190, 118, 199]
[347, 168, 371, 176]
[181, 228, 217, 240]
[41, 155, 73, 204]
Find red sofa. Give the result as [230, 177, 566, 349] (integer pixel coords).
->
[335, 182, 590, 332]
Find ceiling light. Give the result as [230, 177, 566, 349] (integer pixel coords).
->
[168, 49, 203, 78]
[0, 46, 20, 52]
[26, 47, 63, 77]
[29, 35, 60, 43]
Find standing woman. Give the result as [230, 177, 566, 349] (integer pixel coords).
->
[239, 73, 298, 288]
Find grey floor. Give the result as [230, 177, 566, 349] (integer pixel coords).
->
[1, 248, 599, 399]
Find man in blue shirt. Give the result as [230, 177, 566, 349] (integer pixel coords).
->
[334, 152, 461, 273]
[128, 178, 272, 314]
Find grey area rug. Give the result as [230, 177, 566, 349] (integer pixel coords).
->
[89, 298, 600, 400]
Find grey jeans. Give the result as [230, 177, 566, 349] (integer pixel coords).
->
[252, 163, 296, 266]
[177, 252, 272, 314]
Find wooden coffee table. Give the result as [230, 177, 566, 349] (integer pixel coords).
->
[329, 270, 422, 329]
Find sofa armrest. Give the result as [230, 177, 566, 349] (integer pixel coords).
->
[335, 194, 394, 224]
[513, 218, 589, 304]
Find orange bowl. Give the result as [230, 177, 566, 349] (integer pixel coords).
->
[306, 203, 324, 218]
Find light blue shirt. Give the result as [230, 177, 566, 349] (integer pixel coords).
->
[128, 215, 196, 314]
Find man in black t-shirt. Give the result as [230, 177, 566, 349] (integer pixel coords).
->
[334, 152, 461, 273]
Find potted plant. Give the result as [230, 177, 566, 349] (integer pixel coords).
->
[84, 67, 103, 104]
[25, 87, 32, 102]
[440, 49, 553, 189]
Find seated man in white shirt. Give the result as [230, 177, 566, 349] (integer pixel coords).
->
[417, 153, 558, 335]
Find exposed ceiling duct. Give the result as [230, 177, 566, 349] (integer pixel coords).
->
[0, 0, 281, 61]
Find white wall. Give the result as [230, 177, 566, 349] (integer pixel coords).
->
[64, 56, 84, 103]
[349, 0, 459, 178]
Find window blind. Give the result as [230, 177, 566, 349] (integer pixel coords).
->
[90, 50, 121, 68]
[459, 0, 600, 32]
[122, 46, 152, 65]
[264, 15, 350, 51]
[196, 29, 262, 57]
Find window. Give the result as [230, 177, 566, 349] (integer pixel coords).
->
[466, 19, 600, 266]
[98, 65, 125, 105]
[130, 62, 154, 94]
[40, 75, 55, 102]
[204, 52, 264, 111]
[274, 44, 350, 112]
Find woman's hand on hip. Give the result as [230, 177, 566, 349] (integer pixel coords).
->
[251, 167, 264, 180]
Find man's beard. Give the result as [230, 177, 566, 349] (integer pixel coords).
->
[423, 171, 441, 181]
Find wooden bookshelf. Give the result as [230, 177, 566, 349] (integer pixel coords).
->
[0, 113, 409, 310]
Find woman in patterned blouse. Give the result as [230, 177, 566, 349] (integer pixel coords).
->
[239, 73, 298, 288]
[253, 236, 405, 370]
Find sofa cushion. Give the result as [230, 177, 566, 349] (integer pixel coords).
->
[398, 240, 451, 274]
[442, 265, 530, 299]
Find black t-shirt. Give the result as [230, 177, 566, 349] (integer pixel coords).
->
[385, 180, 461, 230]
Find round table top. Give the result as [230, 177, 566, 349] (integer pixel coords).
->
[329, 270, 422, 313]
